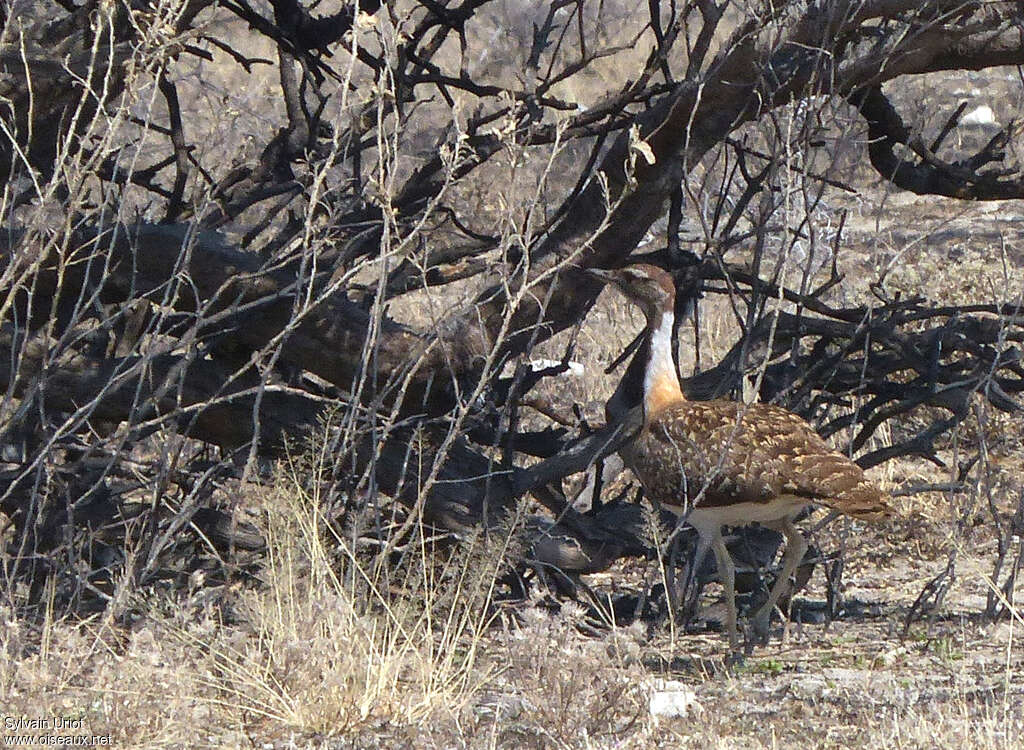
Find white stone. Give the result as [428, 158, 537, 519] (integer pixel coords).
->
[524, 358, 585, 377]
[649, 680, 701, 719]
[960, 105, 997, 127]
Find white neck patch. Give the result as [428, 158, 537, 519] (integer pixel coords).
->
[644, 311, 679, 401]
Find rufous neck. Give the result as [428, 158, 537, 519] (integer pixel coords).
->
[642, 308, 685, 417]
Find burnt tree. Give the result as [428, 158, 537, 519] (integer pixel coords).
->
[0, 1, 1022, 612]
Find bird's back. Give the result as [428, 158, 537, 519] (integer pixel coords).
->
[626, 399, 891, 519]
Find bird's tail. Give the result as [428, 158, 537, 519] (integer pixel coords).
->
[828, 479, 894, 521]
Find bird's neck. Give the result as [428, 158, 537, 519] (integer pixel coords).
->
[611, 307, 685, 423]
[642, 308, 685, 417]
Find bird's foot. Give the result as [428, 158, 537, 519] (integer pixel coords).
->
[724, 649, 745, 669]
[743, 612, 772, 655]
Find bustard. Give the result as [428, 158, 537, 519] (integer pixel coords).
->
[590, 264, 891, 652]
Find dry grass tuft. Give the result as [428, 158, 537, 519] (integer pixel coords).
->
[0, 457, 513, 746]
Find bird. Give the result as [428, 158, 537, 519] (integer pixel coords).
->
[589, 263, 891, 653]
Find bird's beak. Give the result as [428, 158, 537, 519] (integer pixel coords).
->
[584, 267, 618, 284]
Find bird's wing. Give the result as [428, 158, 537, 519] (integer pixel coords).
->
[636, 401, 891, 519]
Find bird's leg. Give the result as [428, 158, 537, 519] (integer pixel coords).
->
[751, 517, 809, 644]
[677, 532, 711, 624]
[708, 527, 739, 654]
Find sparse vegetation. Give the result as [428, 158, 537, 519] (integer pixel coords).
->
[0, 1, 1022, 747]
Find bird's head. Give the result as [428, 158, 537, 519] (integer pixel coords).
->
[587, 263, 676, 320]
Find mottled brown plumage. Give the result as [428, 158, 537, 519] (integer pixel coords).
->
[591, 263, 892, 653]
[628, 399, 890, 519]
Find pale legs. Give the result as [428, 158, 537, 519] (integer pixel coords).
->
[750, 516, 809, 644]
[689, 521, 740, 653]
[688, 515, 809, 654]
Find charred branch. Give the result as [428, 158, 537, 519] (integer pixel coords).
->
[852, 85, 1024, 200]
[2, 1, 1024, 616]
